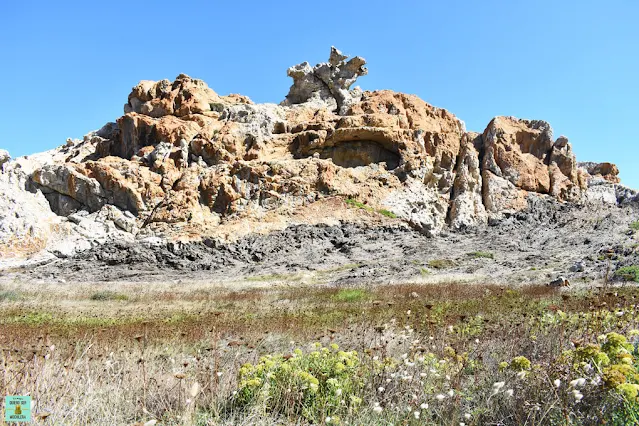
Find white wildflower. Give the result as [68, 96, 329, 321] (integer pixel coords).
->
[435, 394, 446, 401]
[373, 404, 383, 414]
[378, 386, 385, 392]
[447, 389, 455, 397]
[554, 379, 561, 388]
[420, 403, 429, 409]
[570, 378, 586, 387]
[413, 411, 420, 419]
[492, 381, 506, 393]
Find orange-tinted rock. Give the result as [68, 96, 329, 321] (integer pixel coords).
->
[27, 49, 624, 238]
[579, 162, 621, 183]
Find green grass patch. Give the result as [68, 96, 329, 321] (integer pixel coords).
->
[90, 291, 129, 301]
[630, 220, 639, 231]
[420, 268, 431, 276]
[345, 198, 397, 218]
[345, 198, 369, 210]
[468, 251, 494, 259]
[615, 265, 639, 282]
[377, 209, 397, 218]
[428, 259, 456, 270]
[0, 290, 22, 302]
[332, 289, 370, 303]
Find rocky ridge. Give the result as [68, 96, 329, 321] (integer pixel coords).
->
[0, 47, 637, 282]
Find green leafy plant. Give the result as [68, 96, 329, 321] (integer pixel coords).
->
[235, 344, 366, 422]
[615, 266, 639, 282]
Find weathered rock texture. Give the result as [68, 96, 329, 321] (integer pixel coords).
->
[0, 47, 634, 263]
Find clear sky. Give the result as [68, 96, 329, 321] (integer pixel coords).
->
[1, 1, 637, 187]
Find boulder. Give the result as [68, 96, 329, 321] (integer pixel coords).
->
[482, 117, 554, 194]
[548, 277, 570, 287]
[578, 162, 620, 183]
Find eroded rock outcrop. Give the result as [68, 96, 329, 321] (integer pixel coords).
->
[283, 46, 368, 114]
[0, 47, 631, 261]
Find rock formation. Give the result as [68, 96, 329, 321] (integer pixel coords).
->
[0, 47, 635, 263]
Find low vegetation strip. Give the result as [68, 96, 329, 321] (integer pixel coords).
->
[1, 282, 639, 424]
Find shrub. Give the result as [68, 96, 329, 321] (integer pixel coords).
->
[468, 251, 494, 259]
[615, 266, 639, 282]
[630, 220, 639, 231]
[90, 291, 129, 301]
[510, 356, 532, 371]
[235, 344, 366, 422]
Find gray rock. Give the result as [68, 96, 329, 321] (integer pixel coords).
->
[32, 164, 106, 212]
[0, 149, 11, 168]
[448, 133, 487, 229]
[282, 46, 368, 114]
[101, 205, 138, 234]
[548, 276, 570, 287]
[146, 142, 173, 164]
[570, 261, 585, 273]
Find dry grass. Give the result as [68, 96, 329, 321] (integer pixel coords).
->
[0, 279, 638, 424]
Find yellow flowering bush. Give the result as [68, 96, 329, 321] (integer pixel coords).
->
[510, 356, 532, 371]
[235, 344, 366, 422]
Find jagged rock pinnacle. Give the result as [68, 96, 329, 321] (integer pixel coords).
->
[282, 46, 368, 114]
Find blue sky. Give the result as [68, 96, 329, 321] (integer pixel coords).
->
[1, 1, 637, 187]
